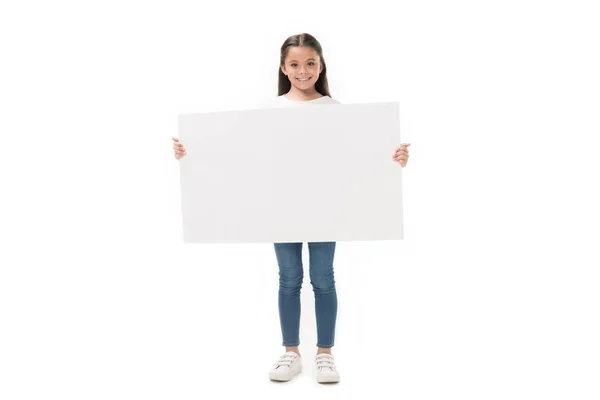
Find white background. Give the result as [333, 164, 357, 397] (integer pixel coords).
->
[1, 0, 599, 399]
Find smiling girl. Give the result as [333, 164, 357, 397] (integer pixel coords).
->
[172, 33, 410, 384]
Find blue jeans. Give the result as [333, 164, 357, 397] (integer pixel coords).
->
[274, 242, 337, 348]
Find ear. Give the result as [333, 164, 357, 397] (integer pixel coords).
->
[280, 65, 287, 75]
[319, 64, 323, 74]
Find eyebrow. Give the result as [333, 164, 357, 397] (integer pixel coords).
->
[288, 58, 316, 62]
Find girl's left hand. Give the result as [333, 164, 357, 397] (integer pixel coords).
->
[392, 143, 410, 167]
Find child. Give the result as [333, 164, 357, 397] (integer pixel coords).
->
[172, 33, 410, 384]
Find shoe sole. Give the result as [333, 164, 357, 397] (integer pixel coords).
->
[317, 375, 340, 384]
[269, 365, 302, 382]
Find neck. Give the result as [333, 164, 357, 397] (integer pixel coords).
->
[286, 87, 323, 101]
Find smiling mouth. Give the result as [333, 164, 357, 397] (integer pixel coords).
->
[296, 77, 311, 82]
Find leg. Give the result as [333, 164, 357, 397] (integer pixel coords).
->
[274, 242, 304, 354]
[308, 241, 337, 354]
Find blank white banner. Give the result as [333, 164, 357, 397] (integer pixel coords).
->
[178, 102, 403, 243]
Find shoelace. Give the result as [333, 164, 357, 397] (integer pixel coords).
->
[315, 355, 336, 371]
[274, 354, 297, 368]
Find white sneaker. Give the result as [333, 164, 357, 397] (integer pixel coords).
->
[315, 353, 340, 383]
[269, 351, 302, 382]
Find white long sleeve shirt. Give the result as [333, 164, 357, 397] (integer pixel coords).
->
[263, 94, 341, 108]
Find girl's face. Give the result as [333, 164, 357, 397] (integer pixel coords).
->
[281, 46, 323, 91]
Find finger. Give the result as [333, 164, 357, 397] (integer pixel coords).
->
[172, 137, 179, 142]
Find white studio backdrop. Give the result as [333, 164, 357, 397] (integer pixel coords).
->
[1, 0, 599, 399]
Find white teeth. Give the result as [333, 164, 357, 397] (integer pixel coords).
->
[297, 77, 310, 81]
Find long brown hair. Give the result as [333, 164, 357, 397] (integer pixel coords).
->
[278, 33, 331, 97]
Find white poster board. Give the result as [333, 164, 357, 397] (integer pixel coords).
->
[178, 102, 403, 243]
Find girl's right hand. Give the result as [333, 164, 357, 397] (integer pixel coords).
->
[172, 137, 187, 160]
